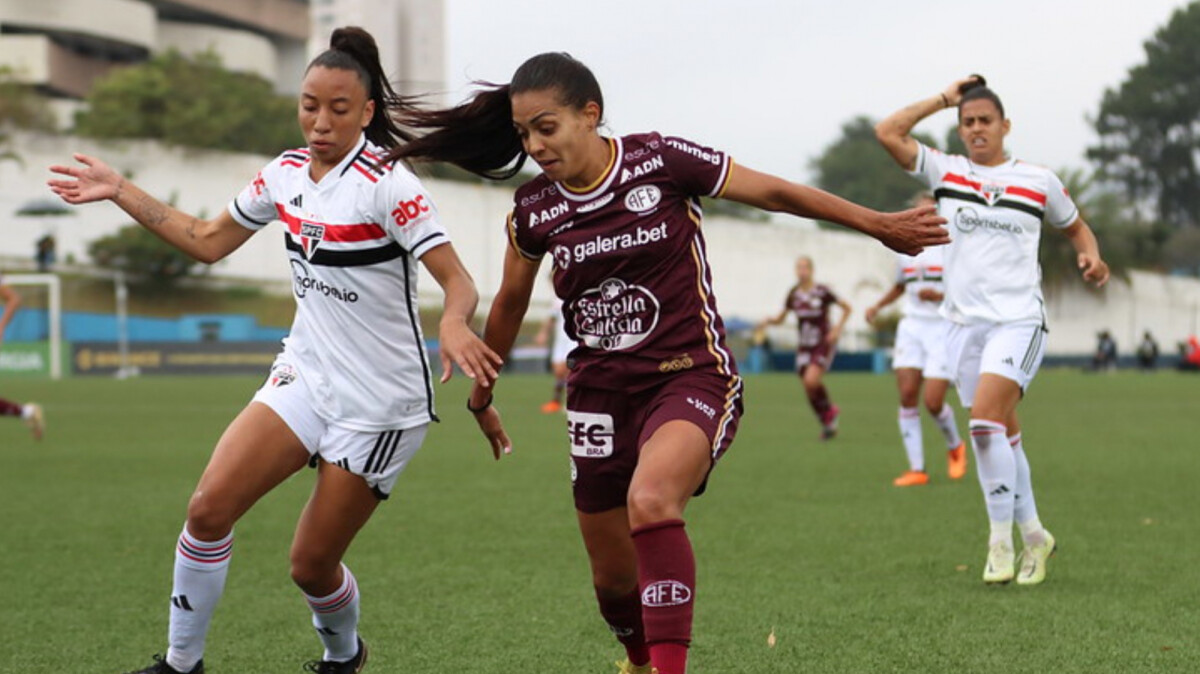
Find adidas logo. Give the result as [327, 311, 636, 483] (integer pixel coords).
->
[989, 485, 1010, 496]
[316, 627, 338, 636]
[290, 194, 303, 208]
[171, 595, 194, 611]
[1002, 357, 1015, 366]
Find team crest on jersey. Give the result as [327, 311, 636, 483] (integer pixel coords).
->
[553, 245, 572, 270]
[268, 363, 297, 388]
[980, 182, 1006, 206]
[298, 222, 325, 258]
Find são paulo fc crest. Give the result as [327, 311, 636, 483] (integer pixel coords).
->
[980, 181, 1006, 206]
[268, 363, 297, 388]
[298, 222, 325, 258]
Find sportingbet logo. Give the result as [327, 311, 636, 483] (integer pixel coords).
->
[567, 411, 614, 458]
[642, 580, 692, 607]
[391, 195, 430, 227]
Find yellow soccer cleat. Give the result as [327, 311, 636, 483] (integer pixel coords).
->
[615, 659, 656, 674]
[1016, 531, 1057, 586]
[983, 541, 1015, 584]
[946, 442, 967, 479]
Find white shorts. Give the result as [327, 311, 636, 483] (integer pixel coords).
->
[892, 316, 952, 380]
[946, 320, 1047, 408]
[252, 360, 428, 499]
[551, 320, 573, 364]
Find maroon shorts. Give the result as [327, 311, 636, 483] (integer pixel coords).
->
[796, 343, 836, 373]
[565, 371, 744, 514]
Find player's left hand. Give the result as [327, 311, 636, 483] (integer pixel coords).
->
[472, 405, 513, 460]
[1078, 253, 1110, 288]
[438, 320, 503, 386]
[875, 206, 949, 255]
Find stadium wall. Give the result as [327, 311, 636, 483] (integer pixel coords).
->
[3, 131, 1198, 356]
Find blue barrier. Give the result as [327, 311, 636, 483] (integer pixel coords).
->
[4, 309, 287, 343]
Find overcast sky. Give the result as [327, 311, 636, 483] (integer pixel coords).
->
[445, 0, 1190, 183]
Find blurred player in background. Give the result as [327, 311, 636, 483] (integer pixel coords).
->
[387, 52, 948, 674]
[757, 256, 850, 440]
[864, 192, 966, 486]
[0, 273, 44, 440]
[49, 27, 499, 674]
[533, 274, 572, 413]
[877, 75, 1109, 585]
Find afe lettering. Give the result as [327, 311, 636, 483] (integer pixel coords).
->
[391, 195, 430, 227]
[642, 580, 692, 607]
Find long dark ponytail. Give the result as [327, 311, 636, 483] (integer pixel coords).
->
[386, 52, 604, 180]
[307, 26, 418, 150]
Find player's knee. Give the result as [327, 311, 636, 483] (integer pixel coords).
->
[627, 485, 679, 525]
[185, 493, 236, 541]
[289, 549, 339, 593]
[899, 389, 920, 407]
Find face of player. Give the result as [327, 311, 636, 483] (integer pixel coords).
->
[795, 257, 813, 285]
[298, 66, 375, 175]
[957, 98, 1010, 167]
[510, 88, 607, 188]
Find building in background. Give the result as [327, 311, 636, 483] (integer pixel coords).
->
[310, 0, 446, 99]
[0, 0, 310, 110]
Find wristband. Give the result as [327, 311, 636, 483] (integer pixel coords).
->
[467, 394, 493, 414]
[939, 93, 950, 108]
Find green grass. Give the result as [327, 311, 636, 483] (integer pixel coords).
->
[0, 370, 1196, 673]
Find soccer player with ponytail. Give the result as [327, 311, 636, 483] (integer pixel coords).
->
[389, 52, 948, 674]
[49, 27, 500, 673]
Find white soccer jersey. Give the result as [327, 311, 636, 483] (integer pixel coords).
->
[894, 245, 945, 320]
[908, 143, 1078, 324]
[229, 134, 449, 431]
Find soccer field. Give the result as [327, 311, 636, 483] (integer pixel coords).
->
[0, 370, 1195, 673]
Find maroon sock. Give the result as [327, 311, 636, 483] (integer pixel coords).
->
[807, 385, 831, 421]
[631, 519, 693, 674]
[553, 378, 566, 404]
[0, 398, 23, 417]
[595, 588, 650, 666]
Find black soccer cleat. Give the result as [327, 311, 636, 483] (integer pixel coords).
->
[303, 638, 368, 673]
[123, 654, 204, 674]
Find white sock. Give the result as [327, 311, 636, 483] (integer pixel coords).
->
[20, 404, 35, 420]
[970, 420, 1015, 547]
[934, 404, 963, 449]
[1010, 434, 1046, 545]
[167, 527, 233, 672]
[898, 406, 924, 471]
[305, 564, 361, 662]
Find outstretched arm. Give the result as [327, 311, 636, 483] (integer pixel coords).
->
[721, 167, 948, 255]
[1061, 218, 1110, 287]
[875, 76, 980, 170]
[48, 153, 253, 264]
[420, 243, 503, 386]
[865, 284, 904, 325]
[0, 284, 21, 344]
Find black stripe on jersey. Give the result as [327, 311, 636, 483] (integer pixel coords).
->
[934, 188, 1045, 219]
[354, 156, 389, 177]
[340, 144, 369, 177]
[284, 234, 405, 267]
[402, 254, 439, 423]
[282, 152, 309, 163]
[411, 232, 446, 255]
[234, 200, 270, 227]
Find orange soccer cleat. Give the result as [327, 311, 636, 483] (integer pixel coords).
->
[947, 442, 968, 480]
[892, 470, 930, 487]
[540, 400, 563, 414]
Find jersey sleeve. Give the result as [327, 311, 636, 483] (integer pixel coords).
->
[228, 161, 279, 231]
[661, 135, 733, 198]
[1044, 170, 1080, 229]
[508, 208, 545, 261]
[906, 142, 948, 189]
[376, 168, 450, 259]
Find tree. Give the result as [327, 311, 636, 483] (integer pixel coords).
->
[75, 50, 302, 156]
[0, 65, 55, 164]
[88, 196, 202, 287]
[809, 116, 940, 227]
[1087, 2, 1200, 232]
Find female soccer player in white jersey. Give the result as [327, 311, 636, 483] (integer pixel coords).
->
[385, 53, 948, 674]
[48, 27, 500, 674]
[876, 76, 1109, 585]
[864, 192, 966, 486]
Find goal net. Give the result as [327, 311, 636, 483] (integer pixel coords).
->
[1, 273, 62, 379]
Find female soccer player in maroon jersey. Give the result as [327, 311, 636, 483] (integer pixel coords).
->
[387, 52, 948, 674]
[0, 274, 44, 440]
[757, 255, 851, 440]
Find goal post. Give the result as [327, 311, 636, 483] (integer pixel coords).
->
[3, 273, 62, 380]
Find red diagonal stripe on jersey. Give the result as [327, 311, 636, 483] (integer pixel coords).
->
[352, 162, 379, 183]
[1004, 185, 1046, 205]
[943, 173, 982, 191]
[275, 205, 387, 242]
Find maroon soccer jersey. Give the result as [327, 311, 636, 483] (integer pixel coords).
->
[785, 284, 839, 350]
[510, 132, 739, 392]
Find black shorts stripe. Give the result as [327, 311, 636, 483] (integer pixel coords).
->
[363, 432, 388, 474]
[1020, 326, 1046, 374]
[378, 429, 404, 474]
[284, 234, 405, 267]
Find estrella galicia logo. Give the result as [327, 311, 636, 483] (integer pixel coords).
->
[299, 222, 325, 258]
[290, 259, 360, 303]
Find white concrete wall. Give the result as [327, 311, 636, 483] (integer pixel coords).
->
[0, 0, 155, 52]
[4, 131, 1198, 354]
[158, 22, 279, 84]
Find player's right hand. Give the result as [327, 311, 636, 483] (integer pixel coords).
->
[472, 406, 512, 460]
[47, 154, 124, 204]
[876, 205, 949, 255]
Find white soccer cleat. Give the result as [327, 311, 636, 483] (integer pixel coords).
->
[1016, 531, 1057, 586]
[983, 540, 1015, 584]
[25, 403, 44, 441]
